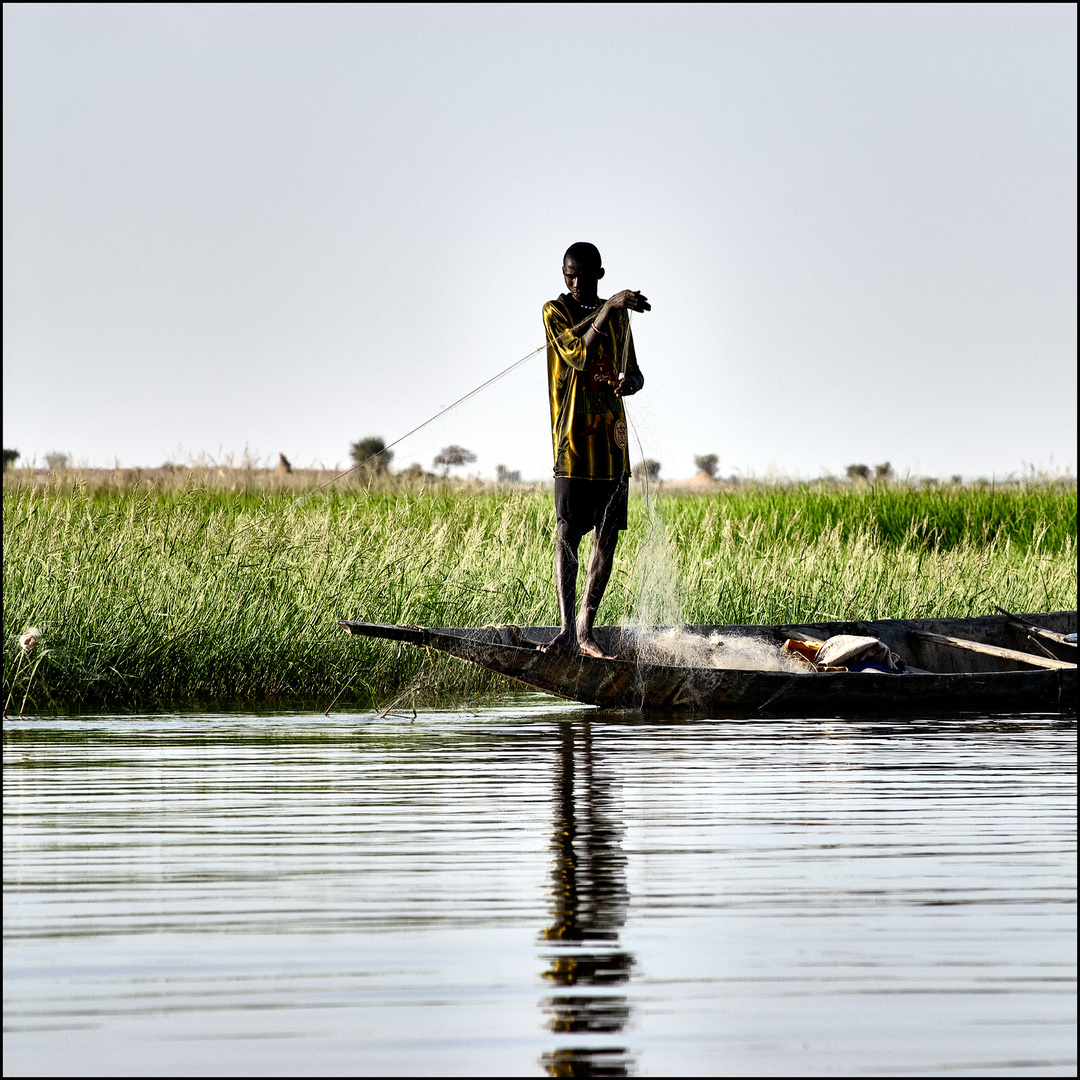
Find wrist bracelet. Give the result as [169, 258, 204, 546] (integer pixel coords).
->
[590, 322, 608, 336]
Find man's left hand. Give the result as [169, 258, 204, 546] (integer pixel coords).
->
[589, 355, 619, 389]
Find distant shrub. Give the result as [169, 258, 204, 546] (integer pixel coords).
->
[44, 453, 69, 471]
[2, 449, 18, 470]
[640, 459, 662, 481]
[434, 445, 476, 476]
[496, 465, 522, 483]
[846, 464, 871, 482]
[694, 454, 719, 479]
[350, 437, 394, 474]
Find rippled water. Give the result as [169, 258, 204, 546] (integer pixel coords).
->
[4, 699, 1076, 1076]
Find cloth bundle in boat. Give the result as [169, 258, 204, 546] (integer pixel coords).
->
[814, 634, 904, 672]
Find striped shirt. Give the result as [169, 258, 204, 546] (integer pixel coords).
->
[543, 295, 642, 480]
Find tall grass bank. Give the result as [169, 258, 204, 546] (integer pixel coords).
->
[4, 483, 1076, 710]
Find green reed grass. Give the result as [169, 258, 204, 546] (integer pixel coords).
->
[3, 482, 1075, 711]
[677, 482, 1077, 550]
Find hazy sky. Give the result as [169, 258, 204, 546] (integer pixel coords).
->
[4, 3, 1076, 479]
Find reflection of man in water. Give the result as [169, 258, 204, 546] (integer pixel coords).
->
[540, 722, 634, 1076]
[542, 723, 629, 946]
[542, 242, 650, 658]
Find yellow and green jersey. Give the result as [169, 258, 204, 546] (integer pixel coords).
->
[543, 295, 642, 479]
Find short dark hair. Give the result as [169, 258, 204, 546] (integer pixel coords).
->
[563, 242, 602, 270]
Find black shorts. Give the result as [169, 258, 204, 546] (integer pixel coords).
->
[554, 476, 629, 534]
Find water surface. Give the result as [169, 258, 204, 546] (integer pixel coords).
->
[4, 700, 1075, 1076]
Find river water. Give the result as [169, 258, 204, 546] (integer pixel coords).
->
[4, 699, 1076, 1076]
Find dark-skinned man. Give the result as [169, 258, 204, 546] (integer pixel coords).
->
[542, 241, 651, 658]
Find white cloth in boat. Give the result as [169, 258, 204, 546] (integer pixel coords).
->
[815, 635, 902, 670]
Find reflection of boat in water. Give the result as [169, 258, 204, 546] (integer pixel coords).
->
[539, 722, 634, 1077]
[339, 611, 1076, 715]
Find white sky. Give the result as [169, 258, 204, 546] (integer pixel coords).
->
[3, 3, 1076, 480]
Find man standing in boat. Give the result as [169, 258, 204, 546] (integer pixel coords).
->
[542, 242, 650, 657]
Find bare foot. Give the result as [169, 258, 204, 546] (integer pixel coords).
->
[578, 634, 616, 660]
[540, 628, 578, 654]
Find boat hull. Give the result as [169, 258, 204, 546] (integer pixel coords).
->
[339, 612, 1077, 717]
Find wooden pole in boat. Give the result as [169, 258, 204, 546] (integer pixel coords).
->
[994, 605, 1076, 647]
[908, 629, 1075, 671]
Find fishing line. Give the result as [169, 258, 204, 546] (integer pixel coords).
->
[616, 311, 655, 519]
[294, 312, 603, 504]
[615, 311, 686, 645]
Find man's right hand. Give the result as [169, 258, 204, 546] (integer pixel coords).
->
[608, 290, 651, 313]
[583, 290, 650, 351]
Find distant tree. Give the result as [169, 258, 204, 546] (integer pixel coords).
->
[874, 461, 894, 482]
[45, 452, 69, 471]
[639, 458, 662, 481]
[275, 453, 293, 475]
[950, 474, 963, 485]
[496, 464, 522, 483]
[434, 445, 476, 477]
[2, 449, 19, 470]
[694, 453, 719, 479]
[846, 463, 871, 482]
[350, 436, 394, 474]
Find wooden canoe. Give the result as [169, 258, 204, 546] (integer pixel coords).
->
[338, 610, 1077, 717]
